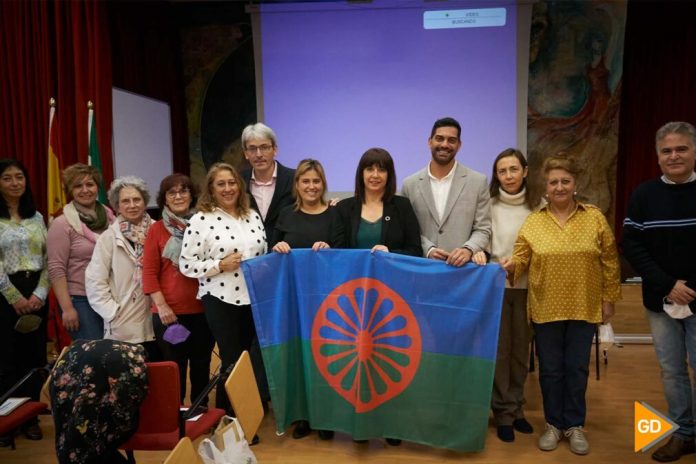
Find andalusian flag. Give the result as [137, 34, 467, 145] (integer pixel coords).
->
[47, 98, 66, 218]
[87, 101, 107, 204]
[242, 250, 505, 451]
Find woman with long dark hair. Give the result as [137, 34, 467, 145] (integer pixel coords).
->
[472, 149, 537, 443]
[0, 159, 49, 444]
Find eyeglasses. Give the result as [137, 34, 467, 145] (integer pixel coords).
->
[244, 144, 274, 154]
[166, 188, 190, 198]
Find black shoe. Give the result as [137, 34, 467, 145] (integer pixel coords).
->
[385, 438, 402, 446]
[512, 418, 534, 434]
[651, 436, 696, 462]
[318, 430, 334, 440]
[21, 423, 42, 441]
[250, 434, 260, 446]
[497, 425, 514, 442]
[292, 420, 312, 439]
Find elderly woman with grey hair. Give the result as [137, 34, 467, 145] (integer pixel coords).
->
[85, 176, 156, 356]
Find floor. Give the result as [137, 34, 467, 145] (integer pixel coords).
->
[2, 342, 668, 463]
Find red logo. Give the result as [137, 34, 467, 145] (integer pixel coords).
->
[311, 278, 421, 413]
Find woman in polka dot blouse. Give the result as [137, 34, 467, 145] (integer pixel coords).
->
[503, 155, 620, 456]
[179, 162, 267, 414]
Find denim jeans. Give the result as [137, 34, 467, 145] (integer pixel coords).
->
[645, 310, 696, 440]
[68, 295, 104, 341]
[533, 320, 595, 430]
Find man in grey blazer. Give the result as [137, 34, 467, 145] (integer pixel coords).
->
[401, 117, 491, 266]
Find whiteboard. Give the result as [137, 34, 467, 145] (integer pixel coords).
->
[112, 87, 173, 207]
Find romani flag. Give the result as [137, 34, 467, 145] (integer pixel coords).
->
[47, 98, 66, 218]
[242, 249, 505, 451]
[87, 101, 107, 204]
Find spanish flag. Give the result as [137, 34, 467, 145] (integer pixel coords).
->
[47, 98, 66, 218]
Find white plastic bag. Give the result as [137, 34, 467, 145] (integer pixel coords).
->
[598, 323, 615, 352]
[198, 416, 257, 464]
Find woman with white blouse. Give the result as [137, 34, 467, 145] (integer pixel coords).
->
[180, 162, 266, 414]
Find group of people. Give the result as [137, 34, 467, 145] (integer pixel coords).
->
[0, 117, 694, 462]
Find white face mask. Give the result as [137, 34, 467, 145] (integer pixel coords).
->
[663, 299, 694, 319]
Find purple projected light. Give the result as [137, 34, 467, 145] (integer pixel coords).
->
[256, 0, 518, 192]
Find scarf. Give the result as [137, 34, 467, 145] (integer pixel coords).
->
[74, 201, 109, 231]
[118, 213, 152, 291]
[161, 207, 191, 266]
[62, 201, 115, 243]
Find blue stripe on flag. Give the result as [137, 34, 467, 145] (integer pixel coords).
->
[242, 249, 505, 361]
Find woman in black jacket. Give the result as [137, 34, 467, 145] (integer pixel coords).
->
[335, 147, 421, 256]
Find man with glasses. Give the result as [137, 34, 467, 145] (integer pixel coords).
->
[239, 123, 294, 413]
[401, 116, 491, 265]
[240, 122, 295, 234]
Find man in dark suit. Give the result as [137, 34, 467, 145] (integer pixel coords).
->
[240, 122, 296, 235]
[238, 122, 295, 410]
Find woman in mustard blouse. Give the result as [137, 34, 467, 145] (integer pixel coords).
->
[503, 155, 620, 456]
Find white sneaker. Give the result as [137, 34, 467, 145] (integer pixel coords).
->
[565, 426, 589, 455]
[538, 423, 562, 451]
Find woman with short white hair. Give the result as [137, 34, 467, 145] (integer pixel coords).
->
[86, 176, 156, 356]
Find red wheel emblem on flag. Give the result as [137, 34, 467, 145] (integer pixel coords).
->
[311, 278, 421, 413]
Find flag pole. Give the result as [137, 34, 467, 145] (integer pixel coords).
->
[47, 97, 65, 220]
[87, 100, 94, 166]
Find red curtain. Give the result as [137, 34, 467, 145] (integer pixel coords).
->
[615, 1, 696, 234]
[0, 0, 113, 350]
[0, 0, 113, 215]
[0, 1, 53, 211]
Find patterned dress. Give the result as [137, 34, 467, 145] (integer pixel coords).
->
[50, 339, 148, 464]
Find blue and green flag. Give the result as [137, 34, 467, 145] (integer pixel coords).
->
[242, 249, 505, 451]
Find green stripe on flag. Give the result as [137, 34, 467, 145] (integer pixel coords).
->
[262, 339, 495, 451]
[89, 114, 108, 204]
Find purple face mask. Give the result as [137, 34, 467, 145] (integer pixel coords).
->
[163, 323, 191, 345]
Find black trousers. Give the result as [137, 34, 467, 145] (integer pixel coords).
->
[152, 312, 215, 404]
[201, 296, 256, 414]
[0, 271, 47, 400]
